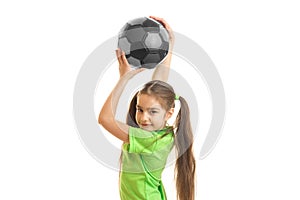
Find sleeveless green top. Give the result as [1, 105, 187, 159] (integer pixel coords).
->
[120, 126, 174, 200]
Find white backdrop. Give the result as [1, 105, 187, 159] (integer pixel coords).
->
[1, 0, 300, 199]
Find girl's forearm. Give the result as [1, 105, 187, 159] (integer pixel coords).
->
[98, 50, 143, 142]
[151, 52, 172, 82]
[99, 67, 144, 125]
[98, 77, 129, 124]
[98, 76, 131, 143]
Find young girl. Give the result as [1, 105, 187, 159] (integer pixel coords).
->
[98, 17, 196, 200]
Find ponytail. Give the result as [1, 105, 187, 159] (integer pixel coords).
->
[174, 96, 196, 200]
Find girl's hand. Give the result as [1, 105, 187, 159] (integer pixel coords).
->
[115, 48, 144, 79]
[149, 16, 175, 50]
[116, 48, 131, 77]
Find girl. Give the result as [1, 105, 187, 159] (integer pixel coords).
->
[98, 17, 196, 200]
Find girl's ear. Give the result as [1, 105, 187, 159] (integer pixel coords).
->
[165, 108, 174, 121]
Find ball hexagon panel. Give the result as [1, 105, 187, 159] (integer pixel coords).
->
[127, 56, 141, 67]
[144, 33, 162, 49]
[118, 37, 131, 54]
[125, 27, 146, 43]
[159, 28, 169, 42]
[142, 53, 161, 69]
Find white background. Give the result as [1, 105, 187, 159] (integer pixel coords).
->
[1, 0, 300, 199]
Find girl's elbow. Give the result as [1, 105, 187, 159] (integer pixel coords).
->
[98, 115, 113, 127]
[98, 114, 107, 125]
[98, 110, 108, 125]
[98, 116, 102, 125]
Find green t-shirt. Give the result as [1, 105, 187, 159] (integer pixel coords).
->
[120, 126, 174, 200]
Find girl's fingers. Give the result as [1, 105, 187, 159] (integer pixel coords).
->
[149, 16, 173, 37]
[149, 16, 163, 21]
[115, 49, 120, 60]
[115, 48, 120, 57]
[150, 16, 168, 27]
[121, 51, 129, 65]
[116, 48, 124, 65]
[120, 50, 125, 61]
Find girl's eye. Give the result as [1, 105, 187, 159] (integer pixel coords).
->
[137, 108, 143, 112]
[150, 110, 158, 114]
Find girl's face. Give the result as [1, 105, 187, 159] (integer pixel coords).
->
[135, 94, 174, 131]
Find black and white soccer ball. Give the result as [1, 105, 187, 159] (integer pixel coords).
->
[118, 17, 170, 69]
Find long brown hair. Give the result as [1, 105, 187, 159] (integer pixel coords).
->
[126, 80, 196, 200]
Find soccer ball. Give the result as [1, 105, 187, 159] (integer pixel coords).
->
[118, 17, 170, 69]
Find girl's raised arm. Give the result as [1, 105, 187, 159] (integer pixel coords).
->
[98, 49, 144, 143]
[150, 16, 174, 82]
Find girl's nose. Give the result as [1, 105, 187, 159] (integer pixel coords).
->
[140, 112, 149, 121]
